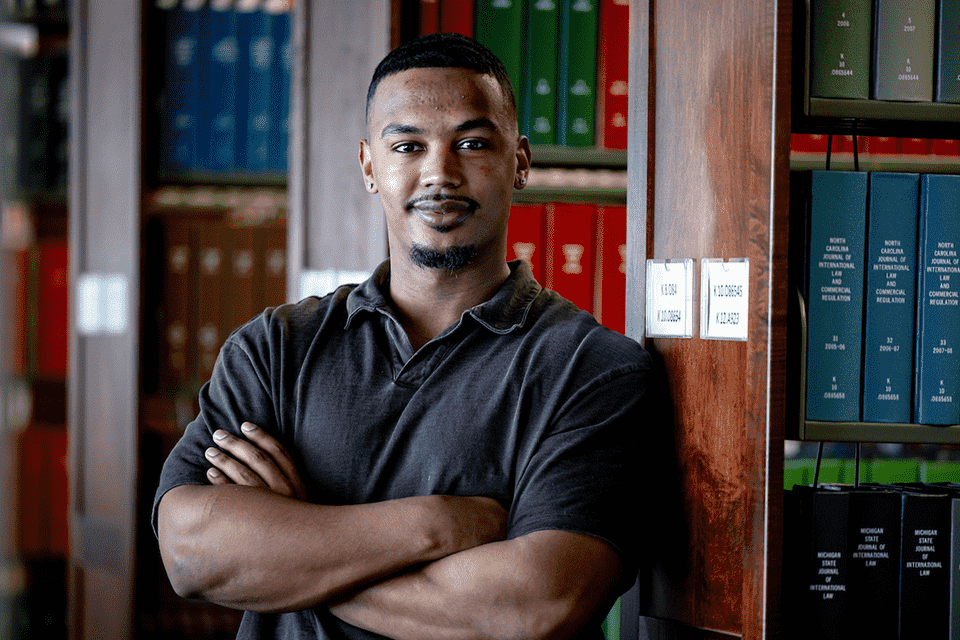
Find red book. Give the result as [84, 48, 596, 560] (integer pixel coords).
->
[597, 0, 629, 150]
[17, 426, 68, 556]
[35, 239, 68, 379]
[260, 224, 287, 307]
[419, 0, 440, 35]
[440, 0, 474, 37]
[161, 219, 194, 388]
[790, 133, 829, 154]
[195, 221, 225, 384]
[226, 225, 258, 334]
[506, 204, 546, 283]
[11, 247, 30, 376]
[931, 139, 960, 158]
[597, 205, 626, 333]
[865, 136, 898, 156]
[546, 202, 596, 314]
[901, 138, 930, 156]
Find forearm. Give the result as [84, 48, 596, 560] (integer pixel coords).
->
[158, 484, 490, 612]
[329, 530, 622, 640]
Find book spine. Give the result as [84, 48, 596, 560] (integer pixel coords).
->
[506, 203, 547, 284]
[236, 0, 274, 172]
[440, 0, 475, 37]
[261, 224, 287, 306]
[19, 53, 51, 194]
[47, 50, 68, 192]
[267, 0, 291, 174]
[952, 498, 960, 640]
[915, 174, 960, 425]
[161, 0, 203, 173]
[475, 0, 524, 112]
[872, 0, 937, 102]
[597, 0, 629, 150]
[937, 0, 960, 103]
[558, 0, 599, 147]
[199, 0, 240, 171]
[847, 489, 902, 640]
[420, 0, 440, 34]
[808, 0, 872, 99]
[805, 170, 868, 422]
[162, 218, 195, 388]
[597, 204, 627, 333]
[226, 225, 258, 334]
[195, 221, 226, 384]
[35, 238, 68, 380]
[523, 0, 559, 144]
[862, 172, 919, 423]
[899, 491, 951, 636]
[547, 202, 597, 314]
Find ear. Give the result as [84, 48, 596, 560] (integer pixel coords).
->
[359, 140, 378, 193]
[514, 135, 532, 190]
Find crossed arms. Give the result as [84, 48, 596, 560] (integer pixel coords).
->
[157, 422, 625, 640]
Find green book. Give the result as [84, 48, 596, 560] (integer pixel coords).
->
[872, 0, 936, 101]
[809, 0, 872, 99]
[937, 0, 960, 103]
[558, 0, 598, 147]
[524, 0, 560, 144]
[475, 0, 524, 113]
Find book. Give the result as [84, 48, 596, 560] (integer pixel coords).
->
[236, 0, 275, 172]
[862, 172, 919, 423]
[18, 52, 51, 194]
[547, 202, 596, 314]
[226, 225, 258, 334]
[872, 0, 937, 102]
[597, 0, 629, 150]
[35, 238, 68, 380]
[261, 224, 287, 306]
[198, 0, 240, 171]
[808, 0, 872, 99]
[558, 0, 599, 147]
[161, 218, 194, 388]
[597, 204, 626, 333]
[475, 0, 524, 111]
[267, 0, 291, 174]
[160, 0, 203, 173]
[805, 170, 868, 422]
[440, 0, 475, 37]
[915, 174, 960, 425]
[523, 0, 560, 145]
[938, 0, 960, 103]
[898, 489, 951, 637]
[506, 203, 547, 284]
[419, 0, 440, 34]
[195, 221, 226, 383]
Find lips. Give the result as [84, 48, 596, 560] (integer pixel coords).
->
[407, 195, 479, 230]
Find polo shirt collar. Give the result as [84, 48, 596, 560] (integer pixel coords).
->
[344, 259, 542, 334]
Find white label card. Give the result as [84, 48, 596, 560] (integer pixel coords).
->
[700, 258, 749, 341]
[646, 259, 694, 338]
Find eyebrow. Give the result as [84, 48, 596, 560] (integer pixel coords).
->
[379, 117, 500, 139]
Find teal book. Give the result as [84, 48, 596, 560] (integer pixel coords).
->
[558, 0, 598, 146]
[809, 0, 872, 99]
[915, 174, 960, 425]
[475, 0, 524, 112]
[805, 171, 868, 422]
[937, 0, 960, 103]
[524, 0, 560, 144]
[198, 0, 240, 171]
[267, 0, 291, 174]
[236, 0, 274, 172]
[872, 0, 937, 101]
[862, 173, 919, 423]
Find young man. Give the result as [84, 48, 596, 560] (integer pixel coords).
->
[155, 33, 656, 639]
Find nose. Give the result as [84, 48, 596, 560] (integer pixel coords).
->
[420, 145, 463, 189]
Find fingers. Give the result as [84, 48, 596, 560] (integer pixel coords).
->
[205, 424, 307, 500]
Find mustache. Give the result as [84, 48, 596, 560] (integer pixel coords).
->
[405, 193, 480, 211]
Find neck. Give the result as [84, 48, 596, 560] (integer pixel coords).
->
[388, 254, 511, 350]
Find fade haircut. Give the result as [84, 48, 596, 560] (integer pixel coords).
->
[365, 33, 517, 127]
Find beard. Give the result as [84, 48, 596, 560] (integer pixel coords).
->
[409, 243, 479, 273]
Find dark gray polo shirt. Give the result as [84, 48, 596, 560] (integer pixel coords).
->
[154, 260, 655, 639]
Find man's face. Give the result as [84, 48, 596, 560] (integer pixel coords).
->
[360, 67, 530, 273]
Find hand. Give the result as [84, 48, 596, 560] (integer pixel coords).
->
[205, 422, 308, 501]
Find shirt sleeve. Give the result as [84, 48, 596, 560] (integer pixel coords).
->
[151, 313, 282, 537]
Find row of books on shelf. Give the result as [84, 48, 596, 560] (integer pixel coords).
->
[809, 0, 959, 103]
[419, 0, 629, 150]
[783, 482, 960, 640]
[800, 170, 960, 426]
[154, 0, 292, 177]
[3, 0, 70, 21]
[506, 201, 625, 332]
[5, 47, 69, 196]
[791, 133, 960, 158]
[9, 237, 68, 380]
[148, 215, 286, 392]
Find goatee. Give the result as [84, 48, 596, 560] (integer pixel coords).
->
[409, 244, 478, 274]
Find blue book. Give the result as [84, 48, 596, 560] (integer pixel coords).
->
[862, 173, 919, 423]
[235, 0, 274, 172]
[198, 0, 239, 171]
[915, 174, 960, 425]
[557, 0, 598, 146]
[267, 0, 291, 174]
[871, 0, 937, 102]
[937, 0, 960, 103]
[805, 171, 868, 422]
[523, 0, 560, 145]
[160, 0, 203, 173]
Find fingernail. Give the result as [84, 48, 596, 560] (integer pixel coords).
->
[213, 430, 228, 441]
[207, 467, 222, 478]
[241, 422, 257, 433]
[205, 447, 221, 459]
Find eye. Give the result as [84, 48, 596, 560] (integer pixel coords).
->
[457, 138, 488, 151]
[391, 141, 422, 154]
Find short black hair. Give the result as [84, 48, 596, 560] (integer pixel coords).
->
[365, 33, 517, 126]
